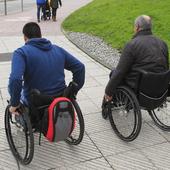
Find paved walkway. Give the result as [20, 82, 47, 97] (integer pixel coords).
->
[0, 0, 34, 16]
[1, 1, 170, 170]
[0, 0, 91, 36]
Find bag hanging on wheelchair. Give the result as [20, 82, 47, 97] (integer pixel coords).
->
[42, 97, 75, 142]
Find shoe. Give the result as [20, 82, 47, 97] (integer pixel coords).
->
[52, 16, 56, 22]
[37, 19, 40, 23]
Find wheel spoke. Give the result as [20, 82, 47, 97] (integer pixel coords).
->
[109, 86, 142, 142]
[65, 99, 84, 145]
[5, 106, 34, 165]
[149, 100, 170, 131]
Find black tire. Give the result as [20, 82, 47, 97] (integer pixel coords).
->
[109, 86, 142, 142]
[5, 105, 34, 165]
[148, 100, 170, 131]
[102, 97, 109, 119]
[65, 99, 84, 145]
[102, 106, 109, 119]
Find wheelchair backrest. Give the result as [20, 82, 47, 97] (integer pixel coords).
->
[137, 70, 170, 110]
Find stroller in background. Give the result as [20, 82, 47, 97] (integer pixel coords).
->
[45, 0, 51, 20]
[41, 0, 51, 20]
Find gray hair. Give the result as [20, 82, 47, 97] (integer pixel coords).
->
[134, 15, 152, 30]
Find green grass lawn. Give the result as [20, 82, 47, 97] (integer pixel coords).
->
[62, 0, 170, 51]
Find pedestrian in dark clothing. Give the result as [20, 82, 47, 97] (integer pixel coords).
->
[36, 0, 46, 22]
[50, 0, 62, 21]
[8, 22, 85, 115]
[44, 0, 51, 20]
[104, 15, 169, 102]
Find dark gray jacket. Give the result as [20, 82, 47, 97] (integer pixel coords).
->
[105, 30, 169, 96]
[50, 0, 62, 8]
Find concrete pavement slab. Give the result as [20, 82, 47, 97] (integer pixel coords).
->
[88, 123, 167, 157]
[20, 135, 102, 169]
[77, 99, 101, 115]
[106, 149, 158, 170]
[141, 142, 170, 170]
[84, 112, 112, 135]
[58, 157, 113, 170]
[0, 129, 9, 151]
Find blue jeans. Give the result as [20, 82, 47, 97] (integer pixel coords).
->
[37, 4, 46, 21]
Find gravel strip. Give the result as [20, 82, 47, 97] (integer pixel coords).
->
[66, 32, 121, 70]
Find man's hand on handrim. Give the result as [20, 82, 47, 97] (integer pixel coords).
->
[9, 105, 20, 115]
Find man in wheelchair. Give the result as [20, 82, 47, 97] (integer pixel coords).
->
[104, 15, 169, 106]
[8, 22, 85, 127]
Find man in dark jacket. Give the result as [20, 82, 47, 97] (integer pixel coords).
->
[105, 15, 169, 102]
[50, 0, 62, 21]
[8, 22, 85, 114]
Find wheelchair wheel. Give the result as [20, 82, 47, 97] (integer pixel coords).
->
[148, 100, 170, 131]
[102, 97, 109, 119]
[5, 105, 34, 165]
[109, 86, 142, 142]
[65, 99, 84, 145]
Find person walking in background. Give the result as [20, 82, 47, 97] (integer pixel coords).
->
[36, 0, 46, 22]
[50, 0, 62, 21]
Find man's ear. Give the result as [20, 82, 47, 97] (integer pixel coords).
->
[24, 35, 28, 42]
[136, 24, 140, 32]
[134, 24, 140, 33]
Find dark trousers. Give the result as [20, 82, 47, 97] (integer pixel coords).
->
[52, 8, 57, 17]
[37, 4, 46, 20]
[29, 91, 63, 127]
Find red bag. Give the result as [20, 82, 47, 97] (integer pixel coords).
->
[43, 97, 75, 142]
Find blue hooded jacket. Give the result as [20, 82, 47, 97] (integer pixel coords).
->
[8, 38, 85, 106]
[36, 0, 46, 5]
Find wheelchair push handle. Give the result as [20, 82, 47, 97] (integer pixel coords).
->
[63, 81, 78, 99]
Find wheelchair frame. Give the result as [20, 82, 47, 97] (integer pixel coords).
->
[4, 97, 84, 165]
[103, 84, 170, 142]
[103, 69, 170, 142]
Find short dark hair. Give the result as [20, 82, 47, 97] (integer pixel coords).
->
[23, 22, 42, 39]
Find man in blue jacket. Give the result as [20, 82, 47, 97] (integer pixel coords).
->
[8, 22, 85, 115]
[36, 0, 46, 22]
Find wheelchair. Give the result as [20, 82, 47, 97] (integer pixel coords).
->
[102, 69, 170, 142]
[4, 83, 85, 165]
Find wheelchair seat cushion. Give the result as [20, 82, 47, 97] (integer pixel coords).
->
[42, 97, 75, 142]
